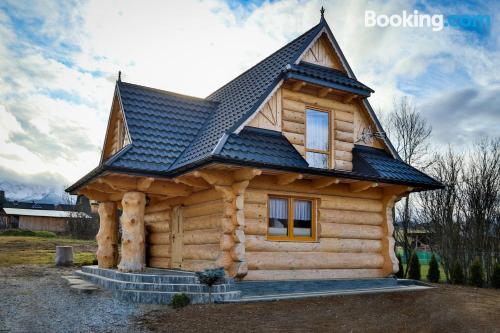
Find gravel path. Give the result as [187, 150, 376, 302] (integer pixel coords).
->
[0, 265, 164, 333]
[1, 265, 499, 332]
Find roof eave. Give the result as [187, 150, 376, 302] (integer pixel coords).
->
[284, 72, 372, 97]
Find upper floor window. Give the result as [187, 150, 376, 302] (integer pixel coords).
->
[305, 109, 329, 168]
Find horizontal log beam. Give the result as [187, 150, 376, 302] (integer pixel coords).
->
[312, 177, 339, 189]
[276, 173, 303, 186]
[245, 269, 384, 280]
[350, 181, 379, 193]
[247, 252, 384, 270]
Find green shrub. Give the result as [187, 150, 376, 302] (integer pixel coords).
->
[469, 258, 484, 288]
[396, 254, 405, 278]
[196, 267, 225, 303]
[427, 254, 440, 283]
[491, 263, 500, 288]
[0, 229, 56, 238]
[408, 251, 421, 280]
[171, 293, 190, 309]
[450, 261, 465, 284]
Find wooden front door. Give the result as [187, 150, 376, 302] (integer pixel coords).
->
[171, 205, 183, 269]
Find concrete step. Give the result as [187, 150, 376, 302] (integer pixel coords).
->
[81, 265, 208, 284]
[116, 289, 241, 304]
[236, 278, 399, 297]
[224, 285, 432, 303]
[76, 266, 242, 304]
[76, 270, 235, 293]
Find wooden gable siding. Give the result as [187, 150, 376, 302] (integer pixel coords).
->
[243, 175, 397, 280]
[246, 85, 386, 171]
[248, 89, 282, 131]
[102, 95, 130, 161]
[300, 34, 344, 71]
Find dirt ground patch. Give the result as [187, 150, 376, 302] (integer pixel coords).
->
[0, 236, 97, 266]
[0, 265, 499, 333]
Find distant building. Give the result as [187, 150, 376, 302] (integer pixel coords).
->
[0, 190, 91, 233]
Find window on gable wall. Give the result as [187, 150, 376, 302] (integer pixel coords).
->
[268, 196, 316, 241]
[305, 109, 329, 168]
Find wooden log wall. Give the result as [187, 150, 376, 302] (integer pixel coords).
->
[243, 175, 388, 280]
[180, 189, 223, 272]
[281, 88, 355, 171]
[145, 200, 172, 269]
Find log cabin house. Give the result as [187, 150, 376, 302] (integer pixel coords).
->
[67, 13, 442, 280]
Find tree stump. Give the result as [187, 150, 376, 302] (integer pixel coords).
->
[118, 192, 146, 272]
[56, 246, 74, 266]
[96, 202, 118, 268]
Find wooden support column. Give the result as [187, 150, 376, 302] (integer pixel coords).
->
[380, 187, 412, 276]
[118, 192, 146, 272]
[96, 202, 118, 268]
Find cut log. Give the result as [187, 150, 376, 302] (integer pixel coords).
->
[245, 268, 384, 280]
[245, 235, 382, 253]
[283, 132, 304, 145]
[181, 259, 217, 272]
[283, 109, 305, 123]
[247, 252, 384, 270]
[334, 120, 354, 132]
[320, 196, 383, 212]
[55, 246, 73, 266]
[145, 221, 170, 233]
[244, 191, 267, 204]
[244, 203, 267, 219]
[118, 192, 146, 272]
[335, 130, 354, 143]
[183, 214, 222, 231]
[335, 110, 354, 122]
[182, 244, 220, 260]
[334, 140, 354, 152]
[96, 202, 118, 268]
[149, 257, 170, 269]
[320, 223, 384, 239]
[149, 245, 171, 258]
[144, 210, 171, 223]
[335, 160, 353, 171]
[148, 232, 170, 245]
[318, 209, 384, 225]
[182, 200, 223, 218]
[183, 229, 220, 245]
[334, 150, 352, 162]
[282, 120, 305, 134]
[145, 200, 171, 214]
[282, 89, 356, 113]
[282, 98, 305, 112]
[244, 218, 267, 235]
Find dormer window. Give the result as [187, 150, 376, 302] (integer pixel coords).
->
[305, 109, 330, 168]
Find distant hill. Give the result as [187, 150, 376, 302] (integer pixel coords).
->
[0, 180, 67, 204]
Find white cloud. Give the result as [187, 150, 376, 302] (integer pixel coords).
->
[0, 0, 498, 197]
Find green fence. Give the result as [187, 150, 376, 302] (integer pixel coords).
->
[396, 248, 439, 264]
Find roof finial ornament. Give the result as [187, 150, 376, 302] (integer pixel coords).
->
[320, 6, 325, 20]
[118, 70, 122, 82]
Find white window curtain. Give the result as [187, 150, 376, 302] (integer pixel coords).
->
[306, 109, 328, 150]
[294, 200, 311, 221]
[270, 198, 288, 219]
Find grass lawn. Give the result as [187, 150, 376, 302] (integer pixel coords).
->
[403, 263, 447, 282]
[0, 236, 97, 266]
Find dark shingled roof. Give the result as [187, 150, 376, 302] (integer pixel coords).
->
[67, 17, 443, 193]
[170, 21, 325, 170]
[218, 127, 308, 168]
[107, 82, 217, 173]
[352, 145, 441, 187]
[285, 62, 374, 96]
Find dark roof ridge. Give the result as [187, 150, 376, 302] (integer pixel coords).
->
[118, 81, 217, 104]
[205, 21, 323, 101]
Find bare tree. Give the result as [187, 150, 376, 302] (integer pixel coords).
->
[460, 138, 500, 284]
[418, 148, 463, 282]
[384, 97, 432, 276]
[419, 139, 500, 286]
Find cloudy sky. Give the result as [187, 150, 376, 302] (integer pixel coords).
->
[0, 0, 499, 197]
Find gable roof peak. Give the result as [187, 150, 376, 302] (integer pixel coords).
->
[320, 6, 325, 21]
